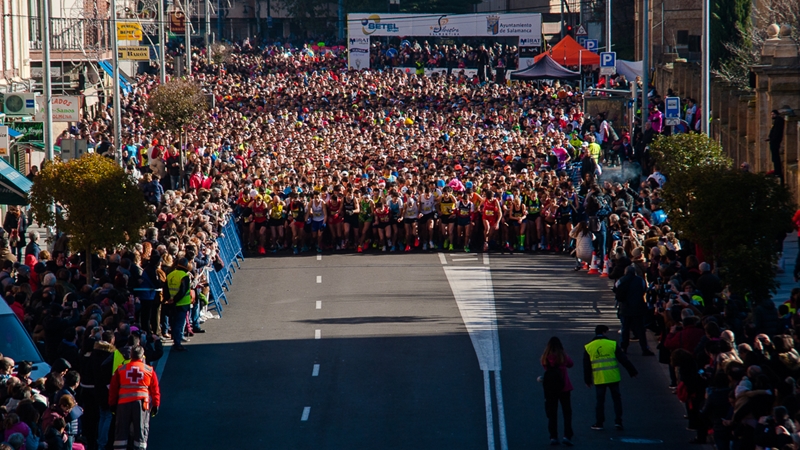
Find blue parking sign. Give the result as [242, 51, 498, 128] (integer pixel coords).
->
[600, 52, 615, 67]
[665, 97, 680, 119]
[600, 52, 616, 75]
[584, 39, 598, 53]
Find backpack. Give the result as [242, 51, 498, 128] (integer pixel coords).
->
[542, 365, 565, 397]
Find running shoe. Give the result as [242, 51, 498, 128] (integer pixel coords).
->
[444, 238, 450, 249]
[484, 242, 489, 251]
[518, 245, 525, 252]
[422, 243, 428, 251]
[448, 243, 454, 251]
[390, 245, 396, 252]
[464, 246, 470, 253]
[382, 245, 387, 252]
[335, 244, 341, 250]
[317, 246, 322, 253]
[405, 245, 411, 252]
[293, 246, 299, 255]
[429, 240, 434, 249]
[301, 246, 309, 253]
[357, 245, 363, 253]
[414, 237, 420, 247]
[258, 246, 266, 255]
[590, 424, 603, 430]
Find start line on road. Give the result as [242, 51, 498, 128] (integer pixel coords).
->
[441, 253, 508, 450]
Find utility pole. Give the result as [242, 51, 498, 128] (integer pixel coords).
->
[110, 0, 122, 164]
[205, 0, 211, 64]
[158, 0, 166, 83]
[266, 0, 271, 42]
[40, 0, 54, 164]
[338, 0, 343, 41]
[606, 0, 612, 52]
[184, 0, 191, 76]
[560, 0, 565, 39]
[701, 0, 710, 134]
[217, 0, 222, 42]
[641, 0, 649, 129]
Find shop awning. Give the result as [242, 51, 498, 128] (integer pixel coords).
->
[98, 60, 132, 94]
[0, 158, 32, 205]
[8, 128, 22, 138]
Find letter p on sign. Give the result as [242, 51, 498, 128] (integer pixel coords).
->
[600, 52, 616, 75]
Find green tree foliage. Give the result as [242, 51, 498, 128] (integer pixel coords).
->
[29, 154, 150, 277]
[652, 134, 794, 300]
[711, 0, 751, 65]
[649, 133, 732, 180]
[146, 79, 209, 132]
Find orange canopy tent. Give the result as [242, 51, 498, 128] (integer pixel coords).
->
[533, 35, 600, 66]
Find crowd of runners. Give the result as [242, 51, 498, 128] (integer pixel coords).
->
[6, 39, 792, 450]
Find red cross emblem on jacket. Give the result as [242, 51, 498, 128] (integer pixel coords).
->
[109, 360, 161, 409]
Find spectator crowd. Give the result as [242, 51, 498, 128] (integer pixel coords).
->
[0, 41, 781, 450]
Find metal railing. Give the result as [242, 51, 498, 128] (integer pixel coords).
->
[29, 17, 111, 52]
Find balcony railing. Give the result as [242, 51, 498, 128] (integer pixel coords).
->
[29, 17, 111, 52]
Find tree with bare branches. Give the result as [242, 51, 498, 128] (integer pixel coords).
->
[715, 0, 799, 89]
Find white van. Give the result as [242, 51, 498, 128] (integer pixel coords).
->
[0, 300, 51, 380]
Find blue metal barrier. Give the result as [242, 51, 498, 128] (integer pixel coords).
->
[205, 215, 244, 317]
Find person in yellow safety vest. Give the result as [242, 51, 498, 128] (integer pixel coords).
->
[586, 135, 602, 164]
[583, 325, 638, 431]
[166, 258, 193, 352]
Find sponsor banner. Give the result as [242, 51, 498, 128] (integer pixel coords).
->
[348, 13, 541, 43]
[347, 13, 542, 69]
[348, 47, 370, 71]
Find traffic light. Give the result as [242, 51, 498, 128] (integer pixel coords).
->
[564, 24, 573, 37]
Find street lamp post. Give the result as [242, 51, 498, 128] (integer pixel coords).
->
[40, 0, 54, 164]
[641, 0, 649, 130]
[606, 0, 612, 52]
[701, 0, 710, 134]
[158, 0, 166, 83]
[110, 0, 122, 164]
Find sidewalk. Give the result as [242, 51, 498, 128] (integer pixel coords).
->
[775, 233, 798, 304]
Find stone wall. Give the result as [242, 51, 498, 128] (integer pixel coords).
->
[655, 24, 800, 205]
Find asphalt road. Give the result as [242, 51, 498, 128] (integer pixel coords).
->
[149, 251, 705, 449]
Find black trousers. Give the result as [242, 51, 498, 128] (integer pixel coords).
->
[771, 143, 783, 184]
[595, 382, 623, 425]
[620, 315, 649, 353]
[545, 390, 573, 439]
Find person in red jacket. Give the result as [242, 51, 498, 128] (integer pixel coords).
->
[109, 345, 160, 450]
[665, 316, 705, 353]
